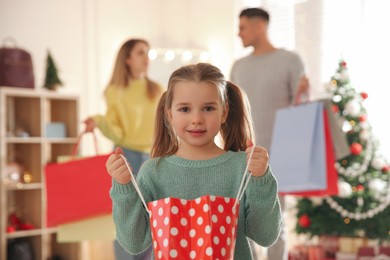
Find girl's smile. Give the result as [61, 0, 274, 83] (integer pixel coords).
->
[187, 128, 207, 137]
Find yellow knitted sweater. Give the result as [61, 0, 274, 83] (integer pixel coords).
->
[93, 79, 163, 153]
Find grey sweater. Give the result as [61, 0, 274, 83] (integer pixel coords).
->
[230, 49, 305, 150]
[110, 151, 282, 259]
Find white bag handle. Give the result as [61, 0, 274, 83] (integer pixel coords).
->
[119, 154, 151, 215]
[234, 145, 256, 207]
[119, 145, 256, 212]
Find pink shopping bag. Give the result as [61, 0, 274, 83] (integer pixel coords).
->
[122, 146, 255, 260]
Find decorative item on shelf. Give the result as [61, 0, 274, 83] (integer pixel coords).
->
[22, 171, 33, 183]
[43, 50, 63, 90]
[0, 37, 35, 88]
[14, 127, 30, 137]
[3, 161, 23, 185]
[8, 212, 35, 232]
[45, 122, 66, 138]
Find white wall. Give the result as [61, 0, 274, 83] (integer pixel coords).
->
[0, 0, 239, 153]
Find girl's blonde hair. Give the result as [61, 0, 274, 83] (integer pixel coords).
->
[151, 63, 254, 158]
[105, 38, 160, 100]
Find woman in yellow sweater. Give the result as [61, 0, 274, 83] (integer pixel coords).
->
[84, 38, 163, 260]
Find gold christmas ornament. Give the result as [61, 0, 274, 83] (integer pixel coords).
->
[344, 218, 351, 224]
[23, 171, 33, 183]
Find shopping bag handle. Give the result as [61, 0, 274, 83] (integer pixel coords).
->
[118, 145, 256, 213]
[71, 132, 99, 157]
[119, 154, 150, 215]
[234, 145, 256, 207]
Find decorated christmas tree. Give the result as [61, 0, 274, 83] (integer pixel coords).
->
[43, 50, 63, 90]
[295, 60, 390, 241]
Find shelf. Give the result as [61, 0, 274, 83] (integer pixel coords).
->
[5, 183, 43, 191]
[6, 229, 44, 239]
[0, 87, 81, 260]
[5, 137, 42, 143]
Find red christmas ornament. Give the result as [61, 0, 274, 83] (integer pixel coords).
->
[350, 143, 363, 155]
[332, 105, 339, 113]
[382, 165, 390, 173]
[298, 214, 311, 228]
[341, 61, 347, 68]
[359, 114, 367, 122]
[360, 92, 368, 100]
[356, 184, 364, 192]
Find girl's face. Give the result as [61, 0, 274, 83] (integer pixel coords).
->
[125, 41, 149, 77]
[168, 81, 228, 153]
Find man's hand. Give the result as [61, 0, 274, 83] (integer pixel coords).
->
[295, 75, 310, 104]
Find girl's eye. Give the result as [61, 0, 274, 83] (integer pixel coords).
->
[204, 106, 215, 112]
[178, 107, 190, 112]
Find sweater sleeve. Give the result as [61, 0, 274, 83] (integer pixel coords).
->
[109, 168, 153, 254]
[244, 166, 282, 247]
[93, 87, 125, 144]
[289, 52, 305, 101]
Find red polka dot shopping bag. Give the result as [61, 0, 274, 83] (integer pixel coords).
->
[121, 146, 255, 259]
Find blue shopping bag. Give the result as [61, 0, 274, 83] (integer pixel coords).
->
[270, 102, 327, 193]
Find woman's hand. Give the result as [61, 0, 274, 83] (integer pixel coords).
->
[106, 147, 132, 184]
[245, 140, 269, 177]
[83, 117, 97, 132]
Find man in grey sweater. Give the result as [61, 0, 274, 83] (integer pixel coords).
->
[230, 7, 309, 260]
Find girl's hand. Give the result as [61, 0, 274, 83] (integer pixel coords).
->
[245, 140, 269, 177]
[106, 147, 132, 184]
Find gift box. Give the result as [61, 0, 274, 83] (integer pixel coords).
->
[336, 251, 357, 260]
[339, 237, 367, 254]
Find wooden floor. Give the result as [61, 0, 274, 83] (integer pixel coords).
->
[81, 241, 115, 260]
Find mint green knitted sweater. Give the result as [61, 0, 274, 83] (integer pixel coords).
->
[110, 150, 282, 260]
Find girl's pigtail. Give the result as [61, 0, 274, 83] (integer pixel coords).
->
[151, 92, 178, 158]
[220, 81, 254, 151]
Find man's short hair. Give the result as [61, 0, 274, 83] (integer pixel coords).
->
[239, 8, 270, 22]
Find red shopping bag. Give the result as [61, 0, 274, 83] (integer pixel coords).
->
[45, 133, 112, 227]
[280, 109, 338, 196]
[148, 195, 239, 259]
[122, 146, 255, 259]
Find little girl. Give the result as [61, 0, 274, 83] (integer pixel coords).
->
[106, 63, 282, 259]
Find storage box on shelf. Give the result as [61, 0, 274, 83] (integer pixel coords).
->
[0, 87, 81, 260]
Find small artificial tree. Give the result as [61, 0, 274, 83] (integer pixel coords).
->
[43, 51, 63, 90]
[295, 60, 390, 241]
